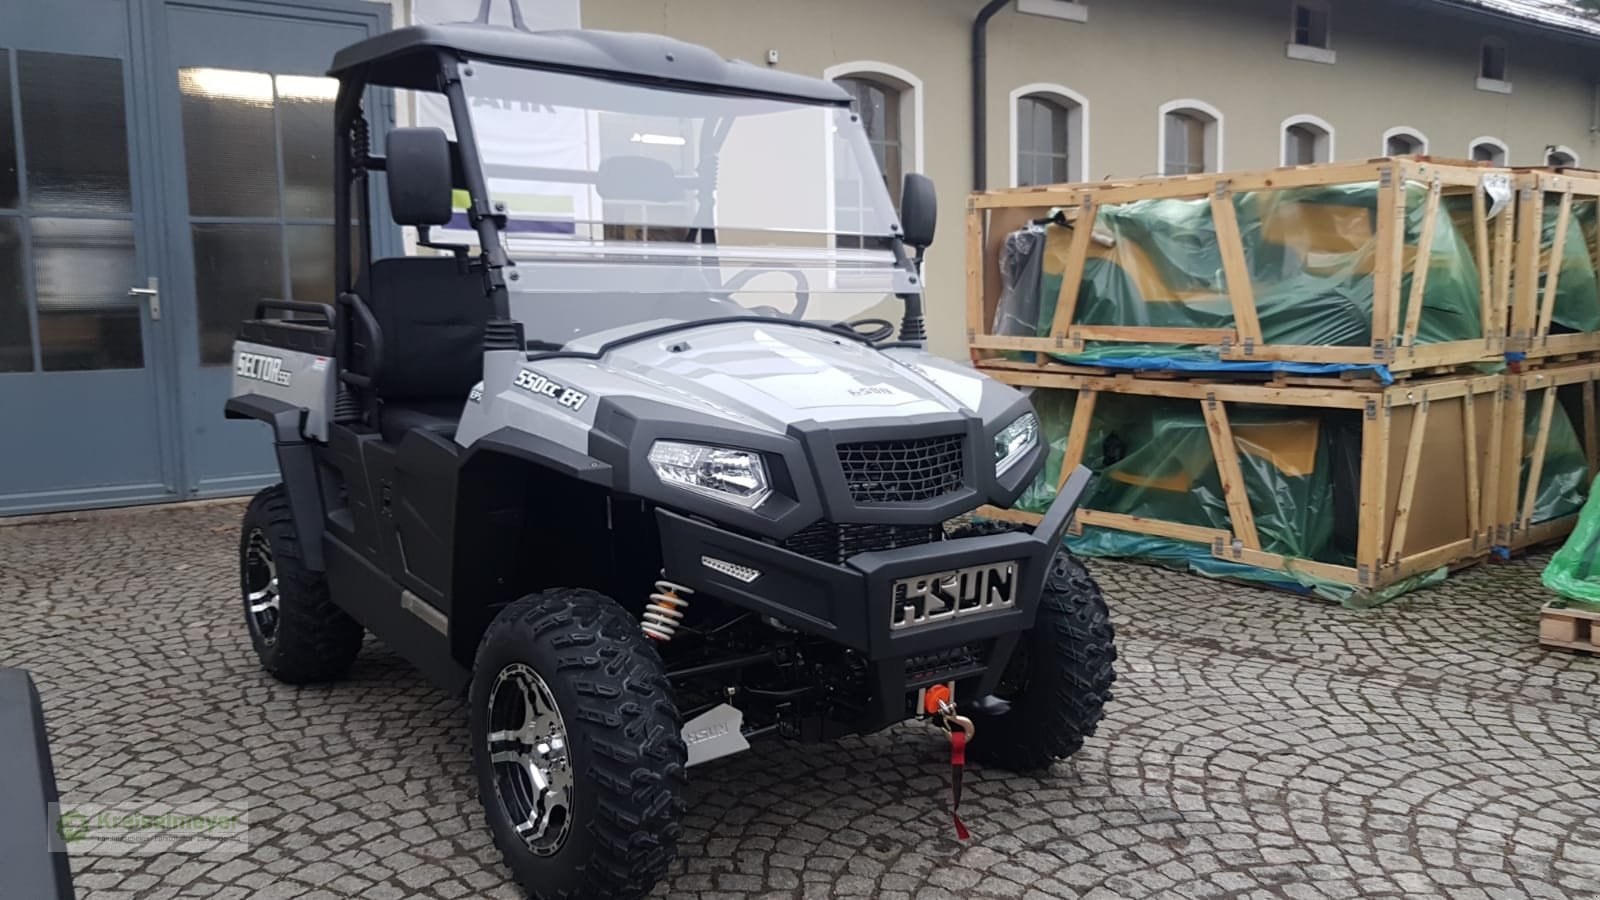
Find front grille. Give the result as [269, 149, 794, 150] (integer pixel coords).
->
[781, 521, 943, 565]
[905, 643, 987, 685]
[837, 434, 966, 503]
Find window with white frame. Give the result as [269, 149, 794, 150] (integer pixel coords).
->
[829, 66, 919, 249]
[1014, 92, 1083, 186]
[1160, 103, 1220, 175]
[1017, 0, 1088, 23]
[1470, 138, 1508, 166]
[837, 76, 903, 207]
[1546, 146, 1578, 167]
[1383, 127, 1427, 157]
[1282, 116, 1332, 165]
[1292, 1, 1329, 47]
[1287, 0, 1335, 63]
[1478, 37, 1511, 92]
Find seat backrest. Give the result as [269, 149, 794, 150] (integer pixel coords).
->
[365, 257, 488, 402]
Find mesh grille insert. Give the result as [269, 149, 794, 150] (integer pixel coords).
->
[781, 522, 943, 565]
[837, 434, 965, 503]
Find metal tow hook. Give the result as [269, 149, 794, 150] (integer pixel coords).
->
[937, 699, 975, 740]
[936, 698, 974, 840]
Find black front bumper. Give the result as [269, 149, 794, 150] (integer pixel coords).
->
[657, 468, 1090, 730]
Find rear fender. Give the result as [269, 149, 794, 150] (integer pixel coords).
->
[225, 394, 325, 571]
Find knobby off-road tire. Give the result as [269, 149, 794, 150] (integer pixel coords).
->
[239, 485, 363, 684]
[471, 588, 687, 900]
[957, 523, 1116, 771]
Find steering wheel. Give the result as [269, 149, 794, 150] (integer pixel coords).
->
[722, 267, 810, 319]
[833, 318, 896, 343]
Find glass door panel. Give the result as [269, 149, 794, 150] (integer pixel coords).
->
[0, 30, 175, 514]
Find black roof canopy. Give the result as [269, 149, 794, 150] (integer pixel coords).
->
[329, 23, 852, 104]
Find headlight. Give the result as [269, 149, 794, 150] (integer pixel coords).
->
[994, 413, 1039, 473]
[647, 441, 772, 508]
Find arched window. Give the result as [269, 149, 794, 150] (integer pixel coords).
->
[836, 77, 903, 205]
[1546, 146, 1579, 168]
[1010, 85, 1088, 186]
[1469, 137, 1508, 166]
[1383, 127, 1428, 157]
[1159, 100, 1222, 175]
[826, 63, 921, 248]
[1281, 115, 1333, 165]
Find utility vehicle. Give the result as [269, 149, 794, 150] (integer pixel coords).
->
[227, 19, 1115, 899]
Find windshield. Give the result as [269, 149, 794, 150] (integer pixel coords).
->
[455, 60, 916, 345]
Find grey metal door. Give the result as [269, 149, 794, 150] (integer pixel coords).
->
[153, 0, 388, 499]
[0, 1, 182, 514]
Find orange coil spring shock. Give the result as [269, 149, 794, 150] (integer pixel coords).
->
[641, 579, 693, 641]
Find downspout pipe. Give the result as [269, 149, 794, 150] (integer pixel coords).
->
[972, 0, 1011, 190]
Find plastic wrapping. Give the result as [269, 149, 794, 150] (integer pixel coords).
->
[1016, 390, 1335, 562]
[1541, 476, 1600, 605]
[992, 223, 1048, 338]
[991, 181, 1486, 372]
[1519, 394, 1590, 526]
[1538, 198, 1600, 335]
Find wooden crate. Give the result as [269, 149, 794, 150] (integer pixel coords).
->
[1508, 169, 1600, 361]
[967, 157, 1512, 375]
[979, 369, 1503, 596]
[1499, 361, 1600, 552]
[1540, 603, 1600, 655]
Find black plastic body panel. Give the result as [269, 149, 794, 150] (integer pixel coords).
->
[591, 397, 1042, 541]
[237, 318, 336, 356]
[656, 509, 1055, 660]
[225, 395, 326, 570]
[323, 533, 468, 693]
[0, 669, 75, 900]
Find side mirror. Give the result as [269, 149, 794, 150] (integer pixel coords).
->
[900, 173, 937, 250]
[385, 127, 453, 227]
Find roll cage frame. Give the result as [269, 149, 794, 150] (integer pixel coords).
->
[327, 29, 930, 405]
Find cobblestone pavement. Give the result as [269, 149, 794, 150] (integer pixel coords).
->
[3, 501, 1599, 899]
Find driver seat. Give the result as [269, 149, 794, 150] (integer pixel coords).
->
[364, 256, 489, 443]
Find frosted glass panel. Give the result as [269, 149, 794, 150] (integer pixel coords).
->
[286, 224, 334, 303]
[179, 67, 277, 218]
[19, 52, 132, 213]
[193, 223, 282, 365]
[278, 75, 337, 219]
[0, 51, 17, 210]
[0, 217, 29, 371]
[33, 218, 142, 371]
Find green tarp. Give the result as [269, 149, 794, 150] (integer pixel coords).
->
[1537, 198, 1600, 335]
[1520, 394, 1589, 526]
[1541, 474, 1600, 606]
[994, 182, 1486, 367]
[1018, 391, 1333, 560]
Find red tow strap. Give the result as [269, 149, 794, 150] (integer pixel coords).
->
[949, 730, 970, 840]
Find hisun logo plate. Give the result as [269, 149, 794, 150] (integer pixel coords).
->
[236, 352, 291, 387]
[890, 561, 1019, 630]
[514, 369, 587, 410]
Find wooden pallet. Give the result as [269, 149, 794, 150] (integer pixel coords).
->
[978, 367, 1501, 596]
[966, 157, 1512, 376]
[1509, 170, 1600, 362]
[1539, 603, 1600, 655]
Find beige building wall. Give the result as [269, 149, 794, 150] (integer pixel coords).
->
[528, 0, 1600, 359]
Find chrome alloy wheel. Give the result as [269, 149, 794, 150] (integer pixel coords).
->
[486, 663, 574, 855]
[243, 528, 280, 645]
